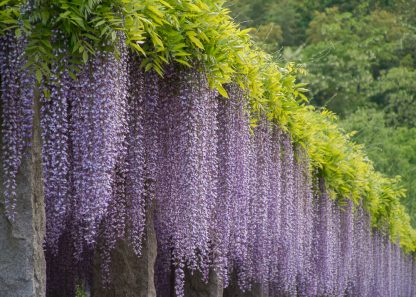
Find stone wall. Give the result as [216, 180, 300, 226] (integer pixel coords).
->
[0, 93, 46, 297]
[184, 270, 223, 297]
[223, 273, 266, 297]
[92, 200, 157, 297]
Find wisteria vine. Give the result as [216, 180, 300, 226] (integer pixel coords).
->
[1, 37, 415, 296]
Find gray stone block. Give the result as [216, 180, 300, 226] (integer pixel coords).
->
[184, 269, 223, 297]
[0, 92, 46, 297]
[92, 200, 157, 297]
[223, 273, 268, 297]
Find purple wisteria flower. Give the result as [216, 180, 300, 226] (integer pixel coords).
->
[2, 32, 415, 296]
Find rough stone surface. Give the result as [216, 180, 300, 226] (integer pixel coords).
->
[223, 273, 267, 297]
[184, 270, 223, 297]
[0, 93, 46, 297]
[92, 201, 157, 297]
[223, 284, 267, 297]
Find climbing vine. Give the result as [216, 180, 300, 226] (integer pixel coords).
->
[0, 0, 415, 296]
[2, 0, 412, 252]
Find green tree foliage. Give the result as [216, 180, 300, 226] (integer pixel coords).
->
[228, 0, 308, 48]
[373, 67, 416, 127]
[341, 109, 416, 227]
[303, 8, 410, 114]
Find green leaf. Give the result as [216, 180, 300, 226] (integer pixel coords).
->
[82, 51, 88, 64]
[35, 69, 42, 84]
[94, 19, 106, 27]
[15, 28, 21, 38]
[186, 32, 204, 49]
[175, 58, 192, 67]
[43, 88, 51, 99]
[130, 42, 146, 56]
[216, 84, 229, 98]
[68, 70, 77, 81]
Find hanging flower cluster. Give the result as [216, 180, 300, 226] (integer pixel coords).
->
[39, 43, 155, 293]
[154, 66, 219, 297]
[41, 45, 71, 251]
[0, 33, 34, 221]
[1, 32, 415, 296]
[41, 42, 131, 294]
[214, 86, 252, 289]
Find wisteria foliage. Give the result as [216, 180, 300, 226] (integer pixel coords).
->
[1, 39, 415, 296]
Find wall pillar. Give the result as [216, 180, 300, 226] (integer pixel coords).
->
[92, 200, 157, 297]
[184, 269, 224, 297]
[0, 92, 46, 297]
[223, 272, 268, 297]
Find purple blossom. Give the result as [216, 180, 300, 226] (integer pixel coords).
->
[1, 33, 34, 221]
[154, 66, 218, 297]
[2, 32, 415, 296]
[41, 47, 71, 252]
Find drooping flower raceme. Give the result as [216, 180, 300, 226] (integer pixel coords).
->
[0, 33, 34, 221]
[41, 46, 71, 252]
[69, 49, 129, 252]
[154, 66, 219, 297]
[215, 87, 252, 289]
